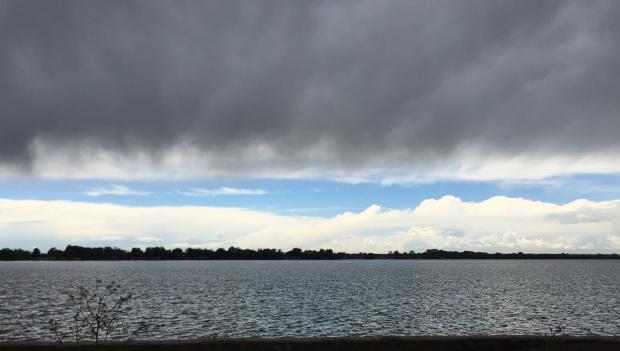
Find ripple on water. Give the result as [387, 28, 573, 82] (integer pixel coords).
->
[0, 260, 619, 340]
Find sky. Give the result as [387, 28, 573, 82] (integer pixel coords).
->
[1, 0, 619, 253]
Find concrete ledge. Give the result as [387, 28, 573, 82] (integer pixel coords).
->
[1, 336, 620, 351]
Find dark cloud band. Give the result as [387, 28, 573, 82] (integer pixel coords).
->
[1, 0, 619, 178]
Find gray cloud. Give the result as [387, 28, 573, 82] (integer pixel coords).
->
[1, 0, 619, 179]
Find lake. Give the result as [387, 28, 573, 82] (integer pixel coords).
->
[0, 260, 618, 340]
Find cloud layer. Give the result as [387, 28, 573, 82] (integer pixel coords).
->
[84, 184, 150, 197]
[177, 187, 267, 197]
[1, 196, 619, 253]
[1, 0, 619, 181]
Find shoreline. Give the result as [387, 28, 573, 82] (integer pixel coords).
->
[2, 336, 620, 351]
[3, 257, 620, 262]
[3, 246, 619, 261]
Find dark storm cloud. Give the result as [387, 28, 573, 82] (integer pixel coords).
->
[1, 0, 619, 177]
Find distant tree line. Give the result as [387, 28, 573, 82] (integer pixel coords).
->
[0, 246, 618, 261]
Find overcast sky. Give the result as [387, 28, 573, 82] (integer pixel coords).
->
[1, 1, 619, 253]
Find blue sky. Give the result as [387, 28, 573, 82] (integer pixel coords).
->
[2, 174, 620, 217]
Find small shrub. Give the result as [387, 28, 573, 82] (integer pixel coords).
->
[48, 279, 146, 345]
[545, 325, 563, 337]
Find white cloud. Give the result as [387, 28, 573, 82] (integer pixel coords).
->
[4, 138, 620, 184]
[137, 236, 161, 242]
[0, 196, 619, 253]
[84, 184, 150, 197]
[177, 187, 267, 197]
[379, 152, 620, 184]
[89, 235, 125, 241]
[170, 242, 224, 249]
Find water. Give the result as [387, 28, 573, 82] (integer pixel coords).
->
[0, 260, 619, 340]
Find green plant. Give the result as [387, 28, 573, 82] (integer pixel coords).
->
[48, 279, 146, 345]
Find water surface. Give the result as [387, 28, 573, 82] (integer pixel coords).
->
[1, 260, 618, 340]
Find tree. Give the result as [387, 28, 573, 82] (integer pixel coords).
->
[171, 248, 184, 259]
[130, 247, 143, 259]
[287, 248, 303, 259]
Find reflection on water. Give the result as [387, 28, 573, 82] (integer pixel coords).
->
[1, 260, 619, 340]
